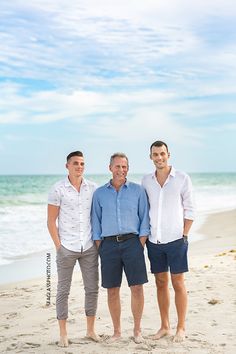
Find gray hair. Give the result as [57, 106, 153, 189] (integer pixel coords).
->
[110, 152, 129, 166]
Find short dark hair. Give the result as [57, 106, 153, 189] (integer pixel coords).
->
[110, 152, 129, 166]
[66, 151, 83, 162]
[150, 140, 169, 153]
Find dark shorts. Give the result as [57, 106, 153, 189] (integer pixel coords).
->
[147, 237, 189, 274]
[98, 236, 148, 288]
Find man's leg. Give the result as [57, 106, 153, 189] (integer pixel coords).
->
[171, 273, 187, 342]
[86, 316, 98, 341]
[79, 244, 99, 341]
[107, 287, 121, 340]
[56, 247, 76, 346]
[152, 272, 171, 339]
[130, 284, 144, 343]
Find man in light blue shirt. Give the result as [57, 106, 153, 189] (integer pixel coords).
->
[92, 152, 149, 344]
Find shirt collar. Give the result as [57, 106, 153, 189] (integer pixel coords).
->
[64, 176, 87, 187]
[106, 179, 129, 188]
[151, 166, 176, 179]
[169, 166, 176, 177]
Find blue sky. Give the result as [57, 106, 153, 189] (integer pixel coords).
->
[0, 0, 235, 174]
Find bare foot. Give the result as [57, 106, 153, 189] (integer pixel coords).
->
[85, 332, 101, 342]
[106, 334, 122, 344]
[58, 336, 69, 347]
[173, 329, 185, 342]
[134, 334, 144, 344]
[150, 328, 170, 340]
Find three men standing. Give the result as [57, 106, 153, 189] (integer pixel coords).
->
[47, 143, 194, 346]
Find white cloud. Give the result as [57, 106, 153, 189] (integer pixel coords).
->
[0, 0, 235, 173]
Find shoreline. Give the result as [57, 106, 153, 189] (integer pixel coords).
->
[0, 208, 235, 286]
[0, 248, 57, 285]
[0, 209, 235, 353]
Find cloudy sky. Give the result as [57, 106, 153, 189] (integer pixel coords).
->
[0, 0, 235, 174]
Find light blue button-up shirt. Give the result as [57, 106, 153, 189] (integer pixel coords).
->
[92, 180, 150, 240]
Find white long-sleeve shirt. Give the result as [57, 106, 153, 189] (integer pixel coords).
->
[142, 167, 195, 244]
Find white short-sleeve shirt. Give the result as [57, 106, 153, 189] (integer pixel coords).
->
[48, 177, 97, 252]
[142, 167, 195, 244]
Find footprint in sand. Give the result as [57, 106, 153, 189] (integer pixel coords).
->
[7, 342, 18, 350]
[0, 324, 10, 330]
[8, 341, 41, 350]
[22, 342, 41, 349]
[6, 312, 19, 319]
[48, 317, 57, 323]
[67, 318, 76, 324]
[208, 298, 222, 305]
[0, 292, 15, 298]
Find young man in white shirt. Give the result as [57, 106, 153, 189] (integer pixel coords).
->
[142, 140, 195, 342]
[47, 151, 99, 347]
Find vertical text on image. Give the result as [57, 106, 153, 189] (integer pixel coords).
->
[46, 252, 51, 306]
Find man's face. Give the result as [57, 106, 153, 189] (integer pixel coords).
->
[66, 156, 85, 178]
[150, 145, 170, 170]
[109, 157, 129, 183]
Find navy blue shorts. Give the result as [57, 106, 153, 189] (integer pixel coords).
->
[98, 236, 148, 288]
[147, 237, 189, 274]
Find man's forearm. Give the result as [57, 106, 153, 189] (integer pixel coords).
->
[183, 219, 194, 236]
[95, 240, 101, 249]
[139, 236, 148, 247]
[47, 222, 61, 250]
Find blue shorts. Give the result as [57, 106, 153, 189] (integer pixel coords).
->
[98, 236, 148, 288]
[147, 237, 189, 274]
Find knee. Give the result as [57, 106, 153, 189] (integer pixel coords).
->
[130, 284, 143, 297]
[172, 278, 185, 292]
[84, 288, 99, 299]
[57, 283, 71, 296]
[108, 287, 119, 300]
[155, 277, 168, 290]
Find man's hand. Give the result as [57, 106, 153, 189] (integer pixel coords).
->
[95, 240, 101, 249]
[139, 236, 148, 247]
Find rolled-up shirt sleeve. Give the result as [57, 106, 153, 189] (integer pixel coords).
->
[182, 175, 195, 220]
[91, 191, 102, 240]
[138, 187, 150, 236]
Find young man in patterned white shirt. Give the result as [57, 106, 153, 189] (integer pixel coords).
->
[47, 151, 99, 347]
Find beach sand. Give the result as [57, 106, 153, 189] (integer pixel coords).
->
[0, 209, 235, 353]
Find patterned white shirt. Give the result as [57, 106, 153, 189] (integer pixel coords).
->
[142, 167, 195, 244]
[48, 177, 97, 252]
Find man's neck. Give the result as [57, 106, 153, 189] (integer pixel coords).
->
[156, 165, 171, 176]
[68, 175, 83, 191]
[155, 166, 171, 187]
[111, 179, 125, 192]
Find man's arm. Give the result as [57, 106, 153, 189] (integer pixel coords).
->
[183, 218, 193, 236]
[182, 174, 195, 237]
[138, 187, 150, 245]
[47, 204, 61, 250]
[91, 191, 102, 244]
[139, 236, 148, 247]
[95, 240, 102, 249]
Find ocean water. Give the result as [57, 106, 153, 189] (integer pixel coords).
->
[0, 173, 236, 266]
